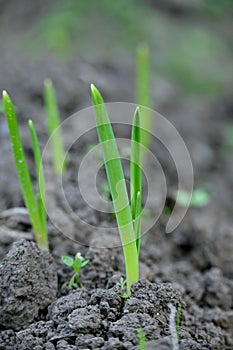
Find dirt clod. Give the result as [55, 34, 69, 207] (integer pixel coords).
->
[0, 239, 57, 330]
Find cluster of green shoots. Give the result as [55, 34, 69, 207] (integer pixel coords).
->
[91, 85, 142, 297]
[2, 92, 48, 250]
[2, 44, 151, 295]
[2, 86, 145, 296]
[2, 80, 65, 251]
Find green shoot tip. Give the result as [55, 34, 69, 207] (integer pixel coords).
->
[2, 90, 8, 99]
[134, 107, 140, 126]
[90, 84, 99, 96]
[137, 43, 149, 55]
[44, 78, 52, 87]
[90, 84, 103, 105]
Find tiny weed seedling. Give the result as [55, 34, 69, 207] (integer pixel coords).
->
[117, 277, 128, 299]
[91, 84, 142, 296]
[2, 91, 48, 250]
[137, 328, 147, 350]
[176, 303, 182, 343]
[168, 303, 179, 350]
[61, 253, 89, 288]
[44, 79, 66, 175]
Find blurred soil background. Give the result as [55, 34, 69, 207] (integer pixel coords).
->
[0, 1, 233, 349]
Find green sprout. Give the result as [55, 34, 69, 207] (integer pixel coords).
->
[137, 328, 147, 350]
[130, 108, 142, 255]
[117, 277, 128, 299]
[91, 84, 142, 296]
[136, 43, 152, 160]
[44, 79, 66, 175]
[61, 253, 89, 288]
[2, 91, 48, 250]
[168, 303, 179, 350]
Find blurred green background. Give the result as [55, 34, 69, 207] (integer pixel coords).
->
[1, 0, 233, 98]
[26, 0, 233, 97]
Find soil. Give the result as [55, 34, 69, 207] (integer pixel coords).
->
[0, 1, 233, 350]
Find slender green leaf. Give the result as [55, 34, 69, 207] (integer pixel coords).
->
[135, 191, 142, 255]
[44, 79, 65, 174]
[130, 107, 142, 256]
[37, 194, 47, 245]
[130, 107, 142, 219]
[28, 120, 47, 246]
[91, 84, 138, 296]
